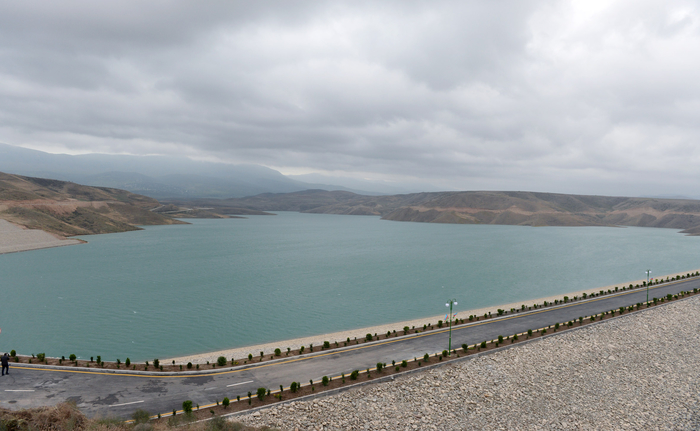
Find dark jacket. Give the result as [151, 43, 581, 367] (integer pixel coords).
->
[1, 354, 8, 366]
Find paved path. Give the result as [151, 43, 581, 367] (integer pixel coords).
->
[1, 277, 697, 419]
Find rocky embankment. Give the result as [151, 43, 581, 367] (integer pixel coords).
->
[241, 297, 700, 430]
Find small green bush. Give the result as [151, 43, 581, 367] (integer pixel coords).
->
[125, 358, 130, 366]
[462, 343, 468, 352]
[217, 356, 226, 366]
[423, 353, 430, 362]
[37, 353, 45, 361]
[131, 409, 151, 424]
[153, 359, 160, 368]
[366, 333, 373, 341]
[322, 376, 329, 386]
[182, 400, 193, 414]
[497, 335, 504, 343]
[480, 341, 487, 348]
[10, 350, 16, 357]
[323, 341, 330, 349]
[186, 362, 192, 369]
[69, 354, 76, 361]
[376, 362, 384, 372]
[437, 320, 443, 328]
[257, 387, 266, 401]
[401, 360, 408, 368]
[527, 329, 533, 337]
[350, 370, 359, 380]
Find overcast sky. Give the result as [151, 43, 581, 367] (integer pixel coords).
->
[1, 0, 699, 196]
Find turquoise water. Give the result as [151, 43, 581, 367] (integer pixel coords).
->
[1, 212, 699, 361]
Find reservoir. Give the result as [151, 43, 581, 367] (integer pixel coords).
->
[1, 212, 699, 361]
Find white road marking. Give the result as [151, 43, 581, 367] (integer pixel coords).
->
[226, 380, 253, 387]
[5, 390, 35, 392]
[110, 400, 144, 407]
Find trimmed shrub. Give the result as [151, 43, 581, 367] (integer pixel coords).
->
[153, 359, 160, 368]
[462, 343, 468, 352]
[69, 354, 76, 361]
[10, 350, 16, 357]
[497, 335, 504, 343]
[404, 326, 410, 334]
[322, 376, 329, 386]
[424, 353, 430, 362]
[527, 329, 533, 337]
[480, 341, 487, 348]
[257, 387, 266, 401]
[401, 360, 408, 368]
[350, 370, 359, 380]
[222, 397, 230, 408]
[323, 341, 330, 349]
[217, 356, 226, 366]
[132, 409, 150, 424]
[366, 333, 373, 342]
[37, 353, 46, 361]
[376, 362, 383, 372]
[182, 400, 193, 414]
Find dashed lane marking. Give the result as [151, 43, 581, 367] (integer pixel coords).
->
[110, 400, 144, 407]
[226, 380, 253, 387]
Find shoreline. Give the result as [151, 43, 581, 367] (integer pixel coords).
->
[0, 218, 84, 254]
[167, 267, 699, 364]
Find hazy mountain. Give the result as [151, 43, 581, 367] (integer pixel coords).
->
[286, 173, 442, 195]
[0, 143, 412, 198]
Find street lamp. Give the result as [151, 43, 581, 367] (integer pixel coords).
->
[646, 269, 651, 304]
[445, 299, 458, 354]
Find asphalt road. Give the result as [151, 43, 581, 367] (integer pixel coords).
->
[1, 277, 697, 419]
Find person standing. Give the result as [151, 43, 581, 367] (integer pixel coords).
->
[1, 353, 9, 376]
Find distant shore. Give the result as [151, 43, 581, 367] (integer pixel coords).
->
[166, 268, 699, 364]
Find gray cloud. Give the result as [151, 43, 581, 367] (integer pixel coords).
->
[1, 0, 700, 197]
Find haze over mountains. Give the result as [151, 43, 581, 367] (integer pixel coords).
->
[0, 143, 434, 199]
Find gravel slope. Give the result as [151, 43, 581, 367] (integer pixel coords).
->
[240, 296, 700, 430]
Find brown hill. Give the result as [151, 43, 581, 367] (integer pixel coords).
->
[213, 190, 700, 235]
[0, 172, 185, 237]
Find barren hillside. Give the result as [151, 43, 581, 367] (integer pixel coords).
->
[0, 172, 185, 237]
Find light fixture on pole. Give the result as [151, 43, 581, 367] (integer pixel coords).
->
[445, 298, 458, 354]
[646, 269, 651, 304]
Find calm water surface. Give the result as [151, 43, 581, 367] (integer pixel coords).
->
[1, 212, 699, 361]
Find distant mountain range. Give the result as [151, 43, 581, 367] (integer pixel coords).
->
[0, 143, 436, 198]
[169, 189, 700, 235]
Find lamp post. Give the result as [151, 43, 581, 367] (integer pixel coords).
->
[646, 269, 651, 304]
[445, 299, 457, 354]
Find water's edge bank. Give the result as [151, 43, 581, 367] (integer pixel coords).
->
[167, 268, 698, 364]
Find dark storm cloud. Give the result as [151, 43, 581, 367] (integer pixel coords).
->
[1, 0, 700, 196]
